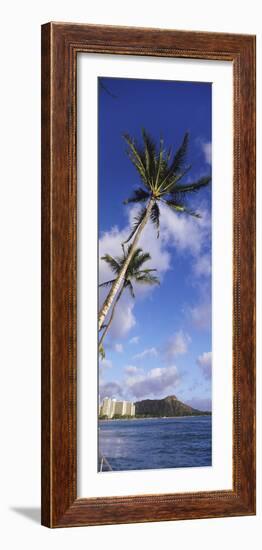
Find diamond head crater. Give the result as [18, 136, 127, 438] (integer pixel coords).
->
[99, 395, 211, 420]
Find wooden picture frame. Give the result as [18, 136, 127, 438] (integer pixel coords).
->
[41, 22, 256, 527]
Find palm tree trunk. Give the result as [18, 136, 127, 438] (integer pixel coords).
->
[99, 284, 125, 347]
[98, 196, 155, 330]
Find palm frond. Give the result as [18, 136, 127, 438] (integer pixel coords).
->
[174, 164, 192, 185]
[129, 246, 143, 260]
[164, 199, 201, 218]
[101, 254, 120, 274]
[172, 176, 211, 195]
[99, 278, 116, 288]
[162, 164, 192, 194]
[129, 251, 151, 272]
[116, 246, 141, 268]
[99, 344, 106, 359]
[157, 133, 190, 194]
[123, 134, 149, 188]
[150, 202, 160, 237]
[123, 187, 150, 205]
[135, 274, 160, 285]
[142, 128, 156, 184]
[125, 280, 136, 299]
[154, 138, 164, 189]
[169, 132, 189, 174]
[136, 268, 157, 274]
[123, 207, 147, 244]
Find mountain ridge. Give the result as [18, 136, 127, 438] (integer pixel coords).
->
[134, 395, 211, 417]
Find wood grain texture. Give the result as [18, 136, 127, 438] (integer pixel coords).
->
[41, 22, 256, 528]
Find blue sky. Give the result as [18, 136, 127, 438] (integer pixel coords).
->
[98, 76, 212, 411]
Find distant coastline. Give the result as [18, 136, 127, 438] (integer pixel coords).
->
[99, 413, 211, 421]
[99, 395, 211, 420]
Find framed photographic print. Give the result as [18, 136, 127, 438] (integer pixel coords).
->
[41, 22, 256, 527]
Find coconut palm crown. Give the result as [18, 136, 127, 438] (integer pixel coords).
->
[99, 246, 159, 348]
[100, 245, 159, 298]
[123, 129, 211, 242]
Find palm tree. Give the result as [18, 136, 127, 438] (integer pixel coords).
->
[99, 246, 159, 347]
[98, 130, 211, 329]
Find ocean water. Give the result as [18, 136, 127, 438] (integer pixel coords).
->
[98, 416, 212, 472]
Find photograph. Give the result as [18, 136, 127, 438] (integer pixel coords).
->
[98, 76, 212, 472]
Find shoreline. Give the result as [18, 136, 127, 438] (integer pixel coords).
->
[99, 414, 212, 422]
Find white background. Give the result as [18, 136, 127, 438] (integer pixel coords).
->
[0, 1, 261, 548]
[78, 55, 233, 497]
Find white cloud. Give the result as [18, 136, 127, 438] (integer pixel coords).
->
[133, 347, 158, 361]
[99, 357, 113, 375]
[201, 141, 212, 165]
[129, 336, 140, 345]
[124, 365, 140, 374]
[158, 202, 211, 257]
[125, 365, 180, 400]
[110, 296, 136, 339]
[164, 330, 190, 363]
[197, 351, 212, 379]
[99, 358, 112, 369]
[99, 381, 123, 401]
[193, 253, 211, 277]
[114, 343, 123, 353]
[100, 365, 180, 401]
[190, 301, 211, 330]
[100, 293, 136, 341]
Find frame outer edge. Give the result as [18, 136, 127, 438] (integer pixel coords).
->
[41, 22, 256, 528]
[239, 34, 256, 514]
[41, 22, 52, 528]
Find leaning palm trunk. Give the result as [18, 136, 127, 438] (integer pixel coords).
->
[99, 284, 124, 347]
[98, 197, 155, 330]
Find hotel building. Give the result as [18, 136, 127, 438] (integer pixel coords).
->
[100, 397, 135, 418]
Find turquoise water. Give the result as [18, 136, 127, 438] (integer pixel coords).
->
[99, 416, 212, 472]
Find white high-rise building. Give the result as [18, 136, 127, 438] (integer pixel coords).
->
[110, 398, 116, 418]
[100, 397, 116, 418]
[100, 397, 111, 417]
[114, 401, 124, 415]
[124, 401, 132, 415]
[100, 398, 136, 418]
